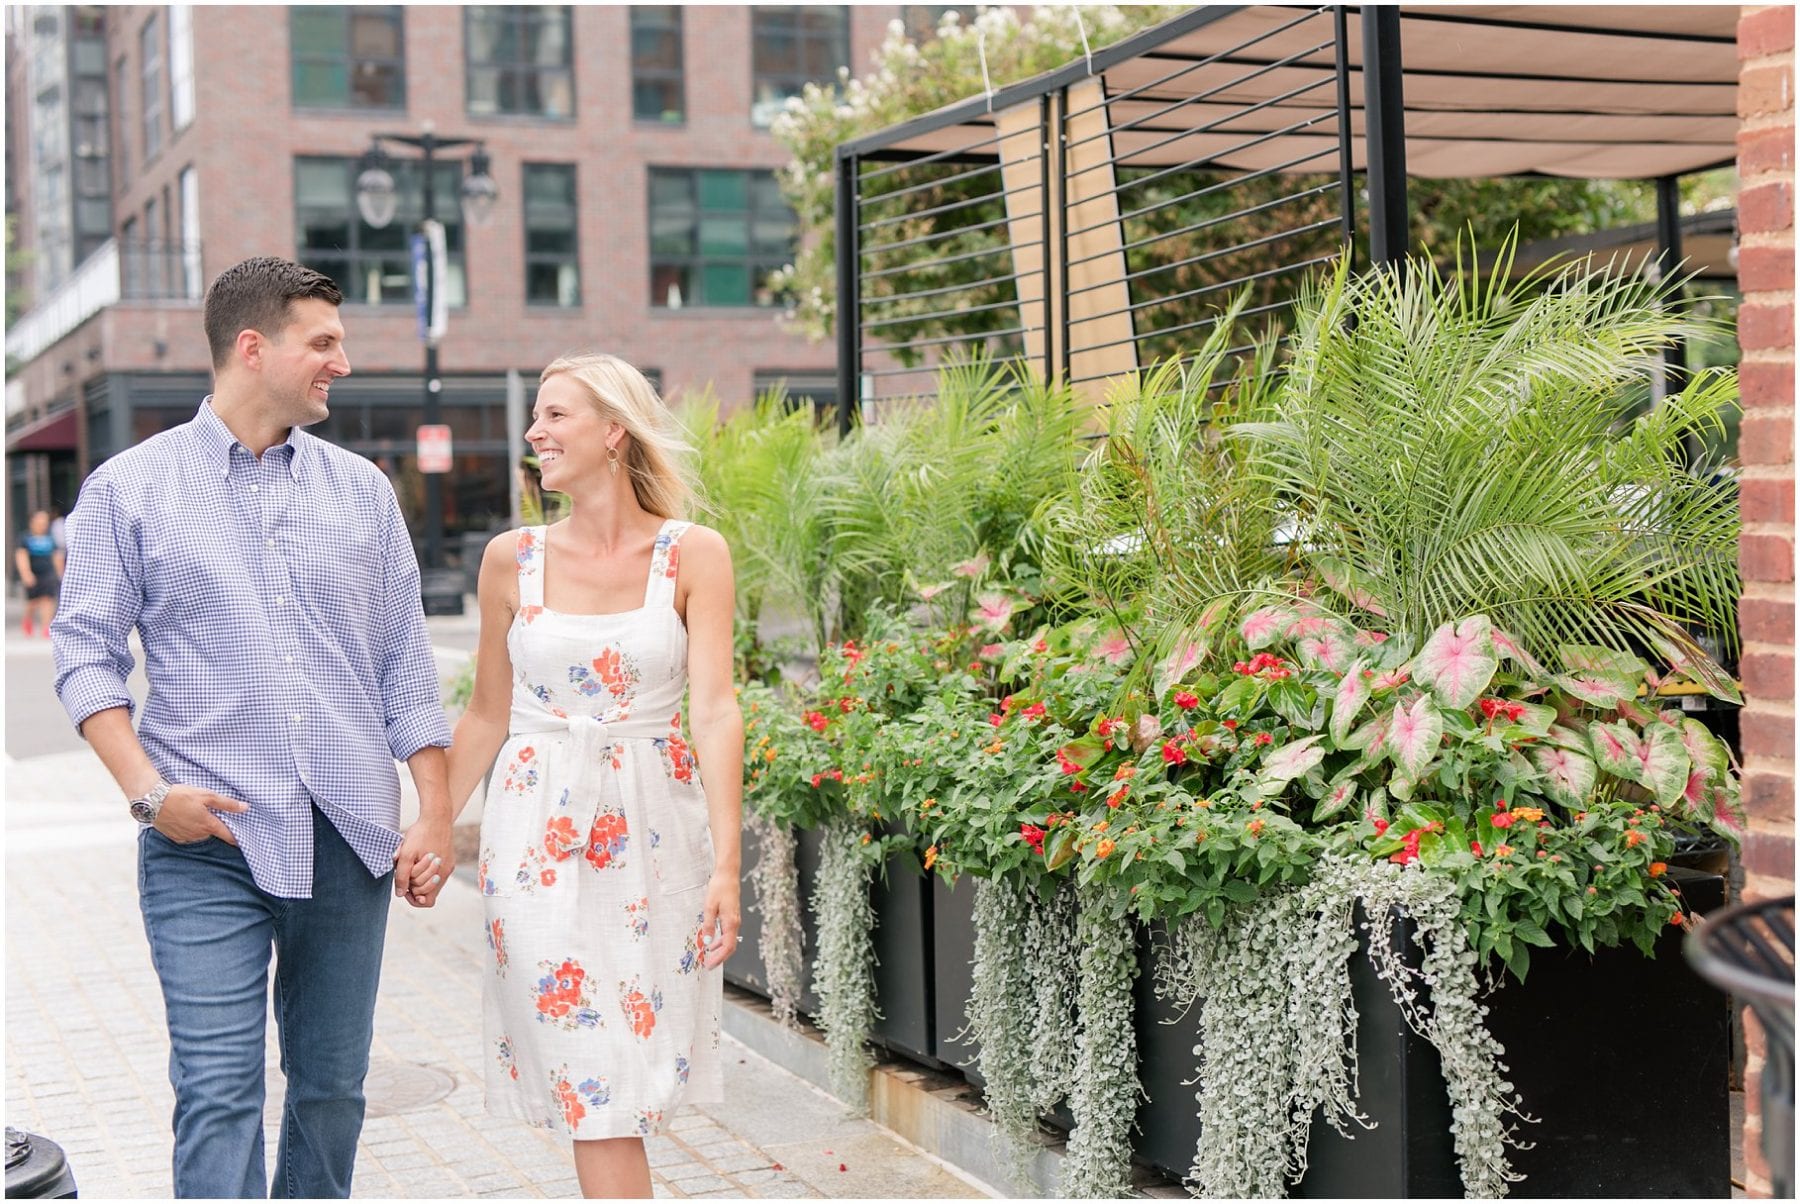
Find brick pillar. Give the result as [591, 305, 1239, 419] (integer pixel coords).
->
[1736, 7, 1795, 1198]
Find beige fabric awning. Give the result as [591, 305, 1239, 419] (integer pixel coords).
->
[843, 5, 1739, 181]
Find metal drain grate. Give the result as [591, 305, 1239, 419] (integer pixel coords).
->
[363, 1059, 458, 1117]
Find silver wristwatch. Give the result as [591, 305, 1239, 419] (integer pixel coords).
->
[128, 781, 172, 825]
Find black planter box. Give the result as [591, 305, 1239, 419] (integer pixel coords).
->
[724, 824, 770, 995]
[1293, 868, 1730, 1198]
[796, 825, 825, 1017]
[1132, 921, 1206, 1181]
[867, 836, 939, 1065]
[931, 875, 981, 1072]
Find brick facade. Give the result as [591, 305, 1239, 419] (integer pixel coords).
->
[81, 5, 906, 405]
[1735, 6, 1796, 1198]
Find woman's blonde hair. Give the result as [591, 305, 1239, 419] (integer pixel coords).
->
[539, 352, 696, 519]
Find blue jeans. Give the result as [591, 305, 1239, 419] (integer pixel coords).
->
[138, 807, 393, 1198]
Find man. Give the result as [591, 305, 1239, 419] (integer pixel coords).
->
[52, 257, 454, 1198]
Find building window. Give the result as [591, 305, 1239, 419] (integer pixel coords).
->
[648, 168, 796, 309]
[113, 57, 129, 187]
[522, 163, 579, 308]
[140, 13, 164, 160]
[169, 5, 195, 130]
[179, 166, 201, 299]
[293, 155, 467, 307]
[901, 6, 976, 41]
[750, 6, 848, 127]
[630, 6, 683, 124]
[290, 7, 406, 109]
[754, 371, 837, 423]
[465, 6, 573, 119]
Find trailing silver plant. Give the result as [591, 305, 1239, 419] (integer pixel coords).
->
[1171, 856, 1530, 1200]
[1024, 879, 1080, 1112]
[746, 812, 805, 1029]
[1061, 879, 1142, 1199]
[809, 816, 880, 1111]
[967, 877, 1046, 1187]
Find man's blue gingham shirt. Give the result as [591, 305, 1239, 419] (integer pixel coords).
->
[53, 400, 452, 898]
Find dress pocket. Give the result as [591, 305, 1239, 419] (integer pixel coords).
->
[649, 784, 715, 894]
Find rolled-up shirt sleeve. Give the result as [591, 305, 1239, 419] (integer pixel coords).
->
[52, 473, 143, 732]
[375, 482, 452, 761]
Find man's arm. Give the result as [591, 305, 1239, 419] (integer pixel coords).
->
[53, 476, 247, 841]
[14, 546, 33, 587]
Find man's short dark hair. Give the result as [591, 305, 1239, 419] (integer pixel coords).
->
[202, 257, 343, 369]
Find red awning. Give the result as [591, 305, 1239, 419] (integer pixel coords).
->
[6, 407, 79, 452]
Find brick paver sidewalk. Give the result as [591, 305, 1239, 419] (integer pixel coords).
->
[4, 745, 982, 1200]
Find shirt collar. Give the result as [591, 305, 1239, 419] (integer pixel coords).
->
[193, 397, 309, 482]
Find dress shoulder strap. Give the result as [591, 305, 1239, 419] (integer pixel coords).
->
[515, 526, 546, 608]
[643, 519, 693, 609]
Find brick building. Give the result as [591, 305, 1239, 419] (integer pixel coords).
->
[5, 4, 966, 544]
[1734, 5, 1795, 1198]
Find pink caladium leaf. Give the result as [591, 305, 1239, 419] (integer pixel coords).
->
[1313, 779, 1358, 824]
[1285, 613, 1334, 640]
[1093, 629, 1133, 666]
[1298, 630, 1354, 674]
[1343, 711, 1390, 755]
[1330, 659, 1371, 745]
[1154, 636, 1208, 698]
[1240, 606, 1291, 650]
[1371, 667, 1411, 692]
[1532, 745, 1597, 808]
[1258, 735, 1326, 791]
[1315, 556, 1391, 617]
[1412, 616, 1499, 710]
[951, 552, 991, 579]
[916, 581, 953, 601]
[1555, 673, 1636, 708]
[1681, 718, 1728, 781]
[1683, 769, 1709, 808]
[1587, 720, 1639, 779]
[1634, 723, 1690, 806]
[1490, 627, 1547, 676]
[972, 592, 1015, 632]
[1388, 696, 1444, 781]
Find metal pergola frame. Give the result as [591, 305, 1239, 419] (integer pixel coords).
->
[830, 4, 1740, 434]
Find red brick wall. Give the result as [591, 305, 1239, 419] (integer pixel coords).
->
[1736, 6, 1795, 1198]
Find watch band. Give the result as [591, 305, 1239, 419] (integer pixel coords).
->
[128, 780, 172, 825]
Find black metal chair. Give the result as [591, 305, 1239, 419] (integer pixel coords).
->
[1686, 895, 1796, 1199]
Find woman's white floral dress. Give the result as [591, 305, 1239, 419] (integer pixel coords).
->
[478, 520, 722, 1138]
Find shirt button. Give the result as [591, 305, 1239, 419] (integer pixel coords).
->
[284, 655, 294, 665]
[250, 484, 260, 493]
[291, 714, 304, 724]
[266, 538, 276, 549]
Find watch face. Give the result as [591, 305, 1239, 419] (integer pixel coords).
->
[130, 799, 156, 824]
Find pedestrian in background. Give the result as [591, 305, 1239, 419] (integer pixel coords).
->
[15, 508, 62, 637]
[50, 256, 455, 1199]
[446, 353, 743, 1198]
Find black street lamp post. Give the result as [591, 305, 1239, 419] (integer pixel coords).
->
[355, 124, 498, 585]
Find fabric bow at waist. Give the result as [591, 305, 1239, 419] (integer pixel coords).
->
[509, 707, 674, 771]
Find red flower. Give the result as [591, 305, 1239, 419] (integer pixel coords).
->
[1470, 840, 1484, 857]
[1371, 818, 1390, 836]
[1021, 702, 1047, 721]
[1033, 639, 1048, 653]
[1173, 691, 1200, 710]
[1254, 731, 1273, 746]
[810, 774, 823, 788]
[1069, 781, 1087, 793]
[803, 710, 829, 733]
[1161, 741, 1188, 766]
[1055, 747, 1082, 775]
[1222, 719, 1238, 731]
[1106, 786, 1129, 809]
[1491, 811, 1515, 829]
[1019, 823, 1046, 854]
[988, 713, 1005, 727]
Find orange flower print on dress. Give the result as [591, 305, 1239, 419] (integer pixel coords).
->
[585, 806, 630, 871]
[651, 528, 680, 580]
[635, 1107, 665, 1136]
[534, 958, 603, 1031]
[549, 1066, 586, 1130]
[656, 715, 699, 785]
[618, 976, 663, 1039]
[502, 745, 540, 795]
[543, 815, 582, 861]
[569, 647, 641, 708]
[488, 918, 509, 976]
[677, 911, 709, 975]
[624, 897, 651, 940]
[495, 1036, 519, 1081]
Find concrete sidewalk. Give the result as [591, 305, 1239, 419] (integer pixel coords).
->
[2, 740, 986, 1200]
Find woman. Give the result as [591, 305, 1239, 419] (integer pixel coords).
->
[442, 353, 743, 1198]
[15, 509, 62, 637]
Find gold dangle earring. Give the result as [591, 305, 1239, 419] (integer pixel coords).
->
[607, 444, 621, 477]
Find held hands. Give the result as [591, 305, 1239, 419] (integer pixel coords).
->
[700, 869, 742, 969]
[153, 785, 247, 845]
[394, 815, 455, 909]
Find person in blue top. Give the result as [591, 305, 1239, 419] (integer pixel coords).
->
[15, 508, 62, 637]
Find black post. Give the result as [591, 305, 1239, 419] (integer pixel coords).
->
[1333, 6, 1357, 265]
[1656, 174, 1689, 376]
[1360, 6, 1408, 266]
[420, 133, 444, 573]
[835, 150, 859, 439]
